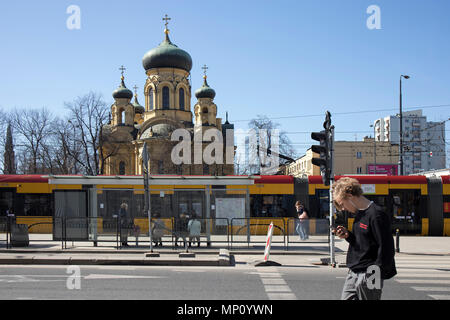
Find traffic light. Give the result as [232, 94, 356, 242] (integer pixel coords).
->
[311, 112, 332, 186]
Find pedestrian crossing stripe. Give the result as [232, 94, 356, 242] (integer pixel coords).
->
[396, 273, 450, 278]
[396, 279, 450, 284]
[411, 287, 450, 292]
[427, 295, 450, 300]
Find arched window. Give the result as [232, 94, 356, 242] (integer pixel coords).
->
[119, 161, 126, 175]
[179, 88, 185, 110]
[162, 86, 170, 109]
[149, 88, 154, 111]
[120, 109, 125, 125]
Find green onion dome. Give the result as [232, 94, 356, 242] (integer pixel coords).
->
[133, 95, 145, 114]
[195, 76, 216, 99]
[113, 77, 133, 100]
[142, 30, 192, 72]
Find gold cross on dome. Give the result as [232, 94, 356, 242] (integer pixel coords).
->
[163, 14, 171, 28]
[133, 85, 138, 94]
[202, 64, 208, 77]
[119, 65, 126, 77]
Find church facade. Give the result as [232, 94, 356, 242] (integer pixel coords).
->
[101, 19, 235, 176]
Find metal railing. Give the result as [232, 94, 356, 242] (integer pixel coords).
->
[1, 216, 331, 250]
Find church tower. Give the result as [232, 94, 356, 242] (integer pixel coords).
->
[111, 66, 135, 128]
[194, 65, 219, 128]
[141, 15, 193, 127]
[101, 15, 235, 176]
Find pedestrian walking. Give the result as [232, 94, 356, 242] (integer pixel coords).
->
[119, 202, 130, 247]
[295, 201, 309, 240]
[331, 177, 396, 300]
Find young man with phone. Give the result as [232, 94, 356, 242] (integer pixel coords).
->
[331, 177, 396, 300]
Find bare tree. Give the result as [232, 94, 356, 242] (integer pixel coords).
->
[64, 92, 115, 175]
[236, 115, 298, 174]
[10, 107, 54, 174]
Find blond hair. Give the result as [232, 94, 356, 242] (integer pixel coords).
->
[332, 177, 363, 200]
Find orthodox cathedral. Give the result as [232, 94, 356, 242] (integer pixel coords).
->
[101, 16, 235, 176]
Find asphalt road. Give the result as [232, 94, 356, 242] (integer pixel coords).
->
[0, 253, 448, 301]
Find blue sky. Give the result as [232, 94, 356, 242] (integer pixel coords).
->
[1, 0, 449, 158]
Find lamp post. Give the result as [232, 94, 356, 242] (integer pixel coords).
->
[399, 75, 410, 176]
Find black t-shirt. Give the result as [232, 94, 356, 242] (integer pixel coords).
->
[345, 203, 397, 279]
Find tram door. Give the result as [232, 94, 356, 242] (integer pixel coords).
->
[389, 190, 422, 234]
[53, 190, 88, 240]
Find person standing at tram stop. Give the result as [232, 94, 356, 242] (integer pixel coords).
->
[119, 202, 129, 247]
[331, 177, 397, 300]
[295, 201, 309, 240]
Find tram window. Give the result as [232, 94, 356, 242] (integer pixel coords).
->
[0, 190, 13, 215]
[23, 194, 52, 216]
[250, 194, 293, 217]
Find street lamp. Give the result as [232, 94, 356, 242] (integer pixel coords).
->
[399, 74, 410, 176]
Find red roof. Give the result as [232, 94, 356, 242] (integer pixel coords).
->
[309, 175, 428, 185]
[254, 175, 294, 184]
[0, 175, 48, 183]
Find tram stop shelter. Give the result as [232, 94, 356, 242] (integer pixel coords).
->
[46, 175, 259, 246]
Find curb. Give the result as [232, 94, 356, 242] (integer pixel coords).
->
[0, 252, 235, 267]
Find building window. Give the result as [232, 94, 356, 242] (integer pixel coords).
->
[179, 88, 185, 110]
[119, 161, 126, 175]
[357, 167, 362, 174]
[356, 152, 362, 159]
[158, 160, 164, 174]
[162, 87, 170, 109]
[149, 88, 154, 110]
[119, 109, 125, 125]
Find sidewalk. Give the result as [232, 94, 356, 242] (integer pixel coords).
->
[0, 235, 448, 266]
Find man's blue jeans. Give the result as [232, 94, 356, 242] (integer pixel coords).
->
[296, 220, 308, 240]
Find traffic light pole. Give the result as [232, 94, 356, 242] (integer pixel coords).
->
[311, 111, 335, 267]
[328, 126, 336, 268]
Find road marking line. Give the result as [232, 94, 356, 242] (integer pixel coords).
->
[396, 265, 450, 268]
[396, 274, 450, 278]
[261, 278, 287, 285]
[428, 294, 450, 300]
[264, 285, 292, 292]
[257, 273, 284, 278]
[84, 274, 165, 280]
[397, 268, 450, 273]
[411, 287, 450, 292]
[396, 279, 450, 284]
[266, 293, 296, 300]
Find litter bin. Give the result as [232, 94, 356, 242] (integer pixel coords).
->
[10, 224, 29, 247]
